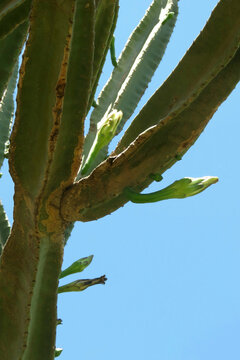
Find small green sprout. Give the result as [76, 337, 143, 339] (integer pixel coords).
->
[55, 348, 63, 357]
[162, 11, 175, 25]
[59, 255, 93, 279]
[81, 109, 123, 175]
[124, 176, 219, 203]
[58, 275, 107, 294]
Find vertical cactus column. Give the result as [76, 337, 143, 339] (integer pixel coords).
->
[0, 0, 76, 359]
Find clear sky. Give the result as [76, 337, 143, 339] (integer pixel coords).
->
[1, 1, 240, 359]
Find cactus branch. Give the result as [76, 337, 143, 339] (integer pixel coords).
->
[61, 47, 240, 222]
[88, 0, 119, 111]
[43, 0, 96, 197]
[116, 0, 240, 152]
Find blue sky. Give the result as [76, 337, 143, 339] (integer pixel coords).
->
[1, 1, 240, 359]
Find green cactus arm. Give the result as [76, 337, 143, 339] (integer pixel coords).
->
[0, 20, 28, 102]
[80, 0, 177, 178]
[0, 0, 31, 40]
[0, 1, 76, 359]
[110, 1, 178, 135]
[116, 0, 240, 153]
[81, 109, 122, 176]
[58, 275, 107, 294]
[124, 176, 218, 203]
[0, 61, 18, 170]
[9, 0, 74, 197]
[60, 255, 93, 279]
[61, 47, 240, 223]
[0, 201, 11, 256]
[88, 0, 169, 126]
[87, 0, 119, 112]
[42, 0, 95, 199]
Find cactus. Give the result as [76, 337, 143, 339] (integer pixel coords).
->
[0, 0, 239, 359]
